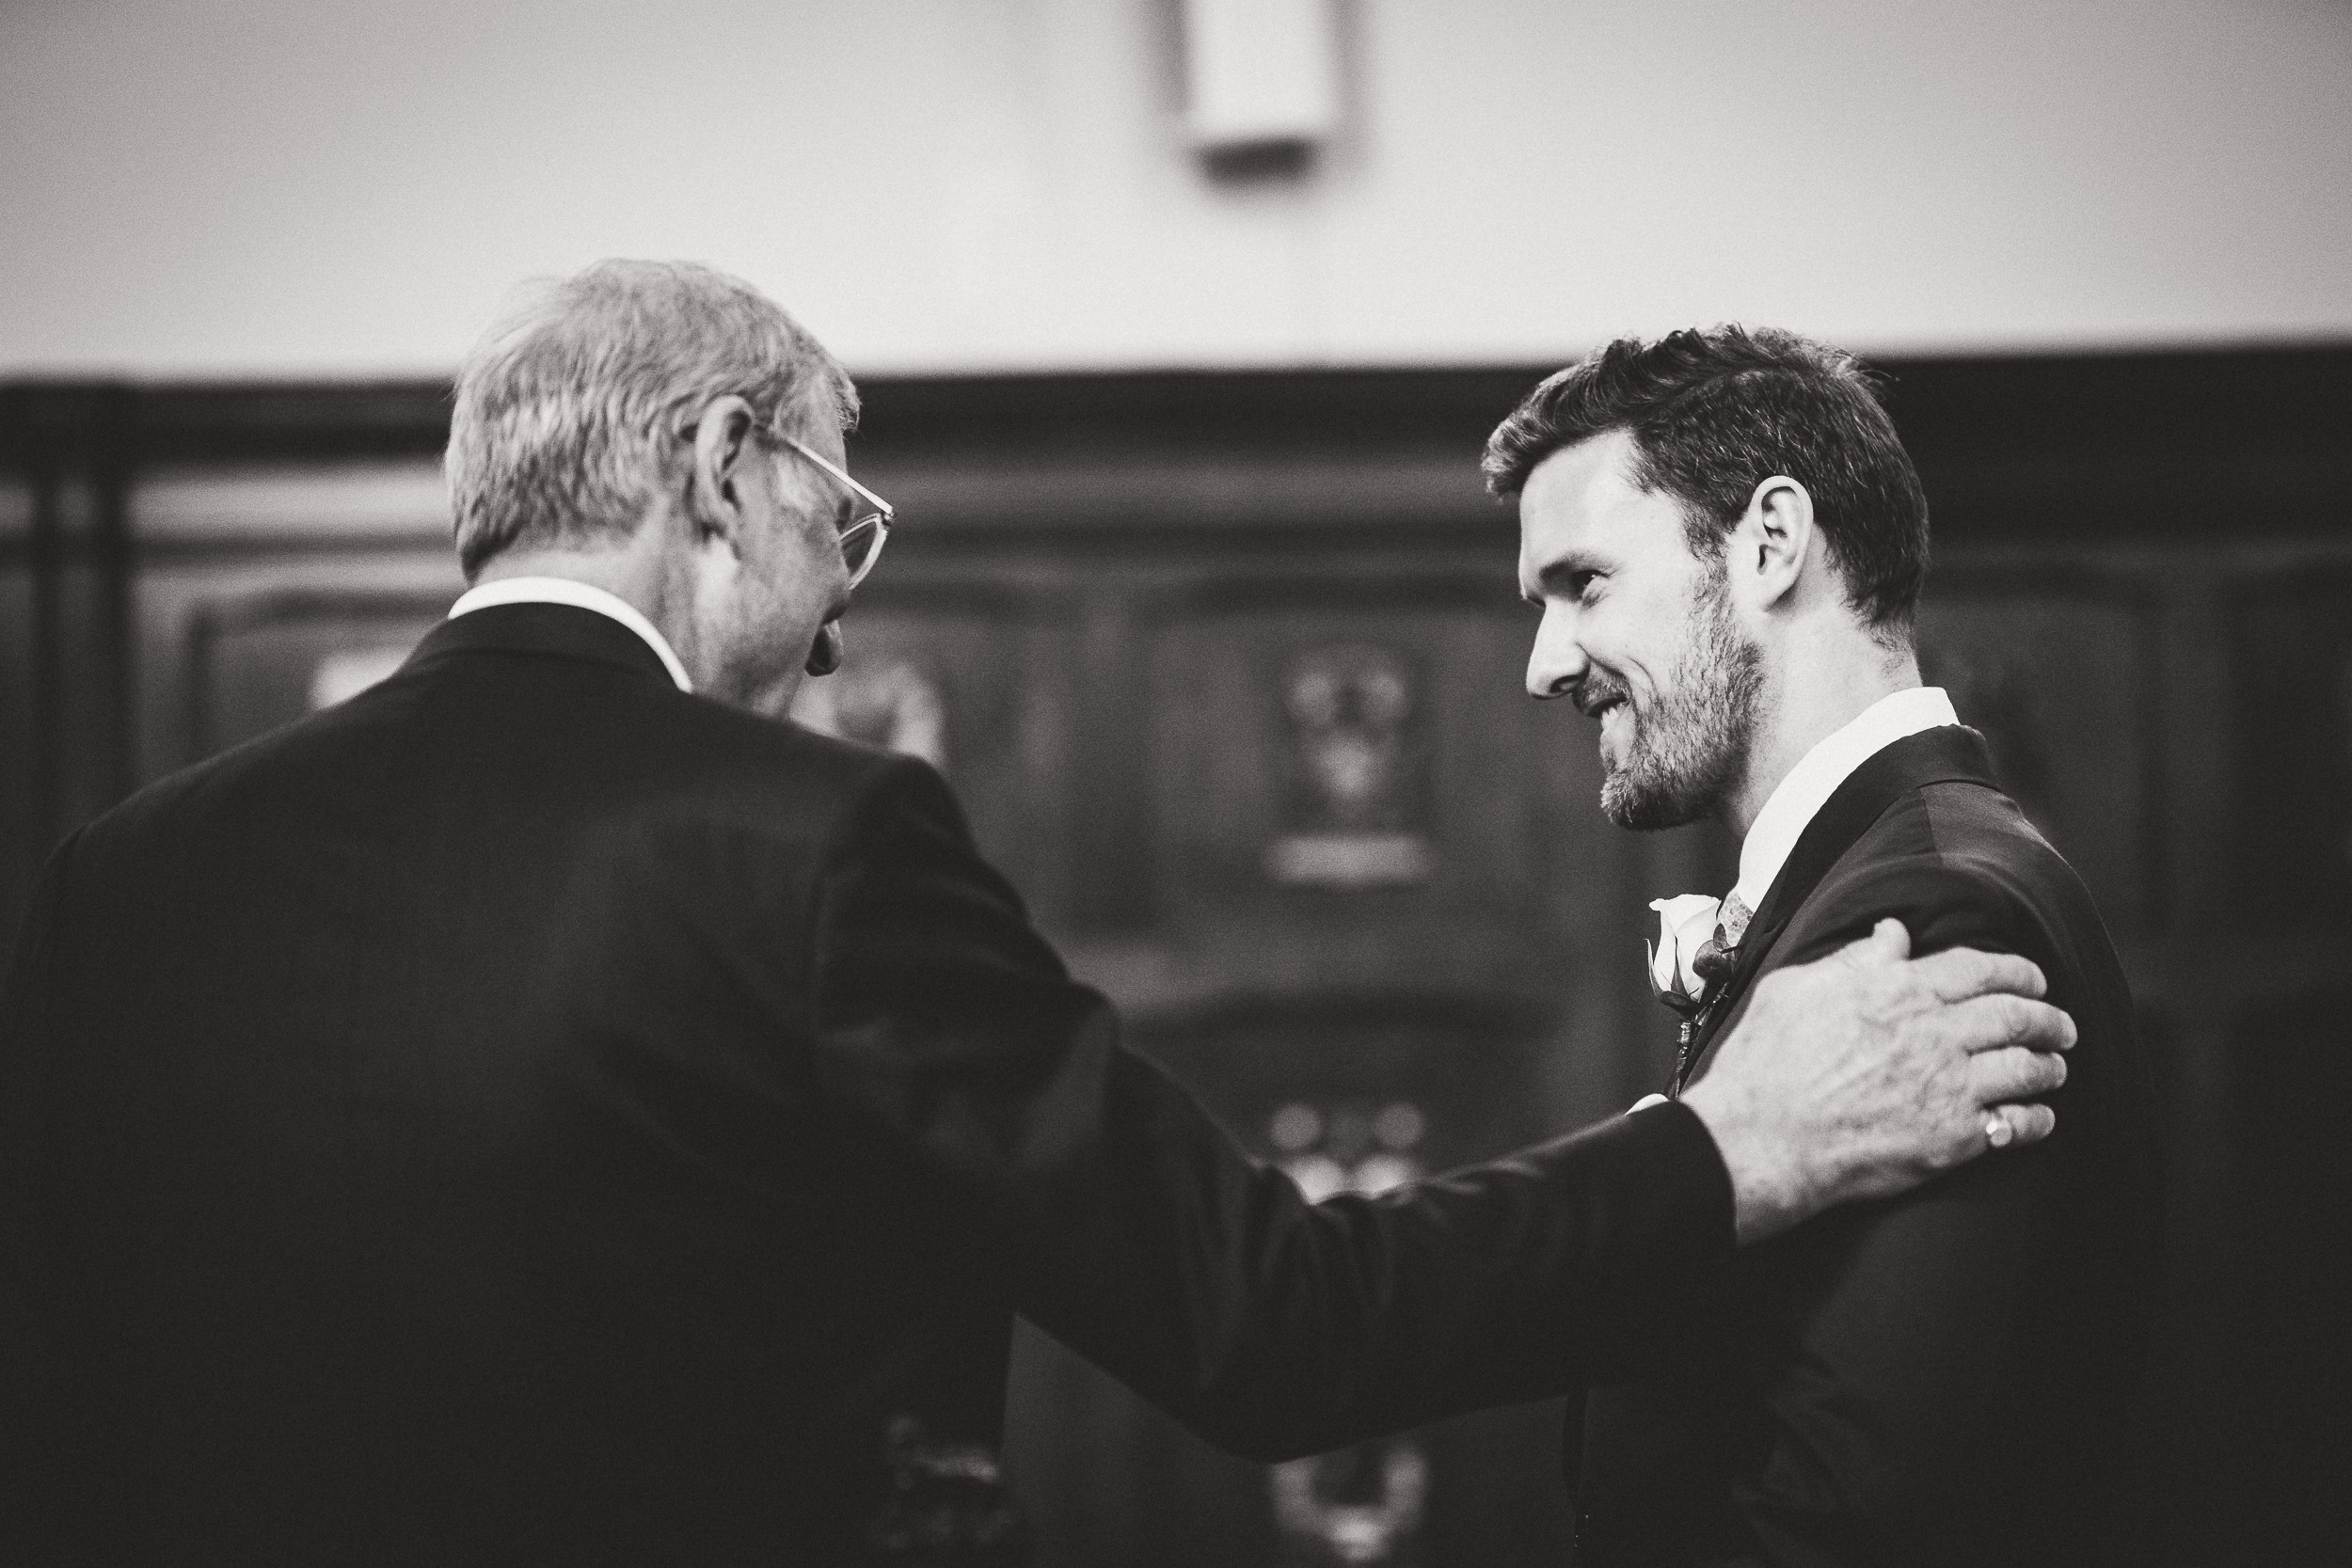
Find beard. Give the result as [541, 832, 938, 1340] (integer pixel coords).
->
[1597, 564, 1764, 831]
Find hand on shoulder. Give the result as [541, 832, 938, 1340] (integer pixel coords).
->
[1682, 918, 2074, 1243]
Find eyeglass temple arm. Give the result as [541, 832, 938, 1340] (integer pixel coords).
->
[782, 435, 894, 521]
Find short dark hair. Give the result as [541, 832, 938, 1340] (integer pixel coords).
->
[1482, 325, 1930, 636]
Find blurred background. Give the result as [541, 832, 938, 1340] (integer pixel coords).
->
[4, 2, 2349, 1563]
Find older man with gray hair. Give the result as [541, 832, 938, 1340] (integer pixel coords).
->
[0, 260, 2072, 1564]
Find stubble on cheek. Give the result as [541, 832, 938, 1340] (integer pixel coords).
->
[1596, 591, 1760, 832]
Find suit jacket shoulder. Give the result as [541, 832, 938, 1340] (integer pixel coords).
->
[1785, 775, 2087, 980]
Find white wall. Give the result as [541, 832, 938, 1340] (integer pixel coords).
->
[3, 0, 2348, 377]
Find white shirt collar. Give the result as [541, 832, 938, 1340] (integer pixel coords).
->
[447, 577, 693, 693]
[1729, 686, 1961, 914]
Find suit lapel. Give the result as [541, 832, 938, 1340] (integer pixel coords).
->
[1676, 726, 2000, 1089]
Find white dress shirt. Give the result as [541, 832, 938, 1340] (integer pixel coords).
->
[447, 577, 693, 694]
[1728, 686, 1962, 916]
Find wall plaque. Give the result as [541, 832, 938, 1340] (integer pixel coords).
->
[1265, 644, 1434, 889]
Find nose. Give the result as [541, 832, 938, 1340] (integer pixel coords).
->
[1525, 602, 1587, 701]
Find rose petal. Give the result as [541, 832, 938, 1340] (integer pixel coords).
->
[1672, 906, 1719, 995]
[1646, 895, 1724, 1008]
[1645, 935, 1677, 994]
[1650, 894, 1722, 929]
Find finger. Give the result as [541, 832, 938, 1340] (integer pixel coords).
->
[1946, 992, 2076, 1056]
[1815, 919, 1908, 975]
[1991, 1101, 2057, 1148]
[1908, 944, 2049, 1006]
[2003, 997, 2076, 1053]
[1968, 1043, 2069, 1104]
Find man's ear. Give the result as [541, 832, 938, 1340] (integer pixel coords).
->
[1733, 474, 1814, 610]
[687, 395, 757, 546]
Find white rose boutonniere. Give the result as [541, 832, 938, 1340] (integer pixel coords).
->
[1646, 894, 1727, 1018]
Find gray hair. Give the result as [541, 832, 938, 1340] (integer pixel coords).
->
[445, 260, 859, 577]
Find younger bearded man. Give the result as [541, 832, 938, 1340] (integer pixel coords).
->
[1492, 327, 2163, 1568]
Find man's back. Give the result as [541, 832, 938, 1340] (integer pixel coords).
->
[0, 605, 1007, 1562]
[9, 603, 1766, 1564]
[1572, 728, 2163, 1566]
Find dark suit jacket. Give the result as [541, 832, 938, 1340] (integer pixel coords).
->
[1567, 725, 2163, 1568]
[1, 603, 1736, 1565]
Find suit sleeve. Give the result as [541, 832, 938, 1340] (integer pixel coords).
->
[1714, 857, 2072, 1567]
[806, 756, 1734, 1462]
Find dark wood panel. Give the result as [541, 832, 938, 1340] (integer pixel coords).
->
[2231, 984, 2352, 1566]
[0, 562, 37, 950]
[129, 552, 463, 782]
[1915, 572, 2162, 932]
[1143, 585, 1556, 993]
[189, 592, 449, 756]
[2228, 569, 2352, 927]
[12, 342, 2348, 535]
[789, 589, 1079, 930]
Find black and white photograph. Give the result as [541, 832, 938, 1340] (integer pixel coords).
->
[3, 3, 2347, 1564]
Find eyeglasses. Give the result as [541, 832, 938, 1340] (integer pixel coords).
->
[779, 434, 895, 590]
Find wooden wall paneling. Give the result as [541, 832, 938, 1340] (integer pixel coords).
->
[1068, 579, 1158, 935]
[0, 478, 37, 945]
[2098, 1001, 2184, 1568]
[50, 470, 134, 838]
[789, 578, 1080, 933]
[1885, 346, 2352, 545]
[2227, 566, 2352, 927]
[1914, 567, 2163, 934]
[2139, 566, 2253, 1568]
[128, 458, 462, 782]
[861, 447, 1497, 541]
[0, 387, 138, 895]
[132, 554, 462, 784]
[0, 508, 134, 940]
[1141, 575, 1554, 996]
[132, 458, 452, 545]
[2229, 982, 2352, 1566]
[189, 589, 454, 757]
[2159, 553, 2352, 1568]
